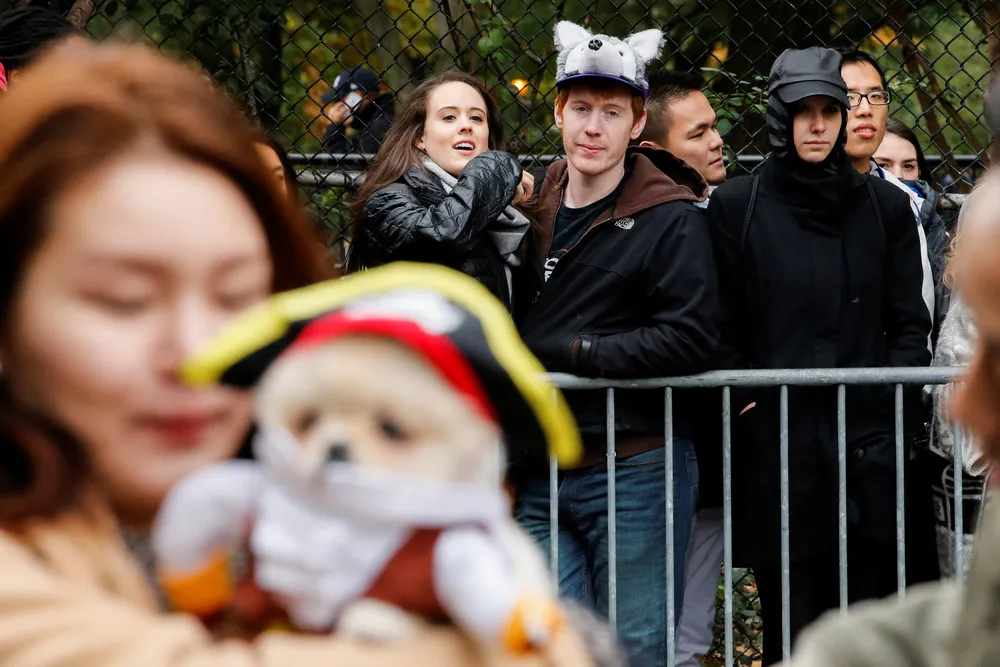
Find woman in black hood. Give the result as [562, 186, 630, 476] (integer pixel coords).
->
[706, 47, 935, 665]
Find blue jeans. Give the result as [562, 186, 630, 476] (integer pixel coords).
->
[515, 440, 699, 666]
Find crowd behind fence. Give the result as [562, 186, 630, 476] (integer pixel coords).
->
[544, 366, 966, 666]
[66, 0, 999, 253]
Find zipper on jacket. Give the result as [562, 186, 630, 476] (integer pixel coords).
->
[544, 212, 615, 284]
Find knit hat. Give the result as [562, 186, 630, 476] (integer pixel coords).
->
[554, 20, 664, 98]
[181, 262, 582, 468]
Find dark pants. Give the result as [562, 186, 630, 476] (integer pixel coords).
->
[515, 441, 699, 667]
[752, 538, 898, 666]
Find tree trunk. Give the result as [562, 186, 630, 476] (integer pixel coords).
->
[882, 0, 967, 181]
[352, 0, 414, 95]
[255, 10, 286, 134]
[66, 0, 96, 28]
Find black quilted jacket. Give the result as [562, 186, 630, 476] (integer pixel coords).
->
[351, 151, 523, 309]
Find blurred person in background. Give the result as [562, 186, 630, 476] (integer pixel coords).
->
[0, 39, 600, 667]
[344, 70, 535, 314]
[254, 135, 299, 201]
[873, 118, 934, 185]
[321, 66, 395, 154]
[0, 5, 78, 91]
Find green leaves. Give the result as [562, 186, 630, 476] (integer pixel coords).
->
[477, 27, 505, 55]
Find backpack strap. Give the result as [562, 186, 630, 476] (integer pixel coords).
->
[739, 172, 761, 255]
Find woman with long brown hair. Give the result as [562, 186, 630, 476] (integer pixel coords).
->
[345, 71, 535, 313]
[0, 40, 596, 667]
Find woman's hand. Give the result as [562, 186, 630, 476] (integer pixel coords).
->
[513, 171, 535, 206]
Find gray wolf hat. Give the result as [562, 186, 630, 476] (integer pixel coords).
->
[554, 21, 664, 98]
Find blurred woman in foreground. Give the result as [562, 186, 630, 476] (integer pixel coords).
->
[0, 40, 595, 667]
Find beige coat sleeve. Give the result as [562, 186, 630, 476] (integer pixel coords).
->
[0, 530, 592, 667]
[781, 582, 962, 667]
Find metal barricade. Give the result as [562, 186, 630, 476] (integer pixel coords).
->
[542, 366, 965, 666]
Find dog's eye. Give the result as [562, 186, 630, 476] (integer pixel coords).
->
[378, 418, 406, 442]
[293, 408, 319, 437]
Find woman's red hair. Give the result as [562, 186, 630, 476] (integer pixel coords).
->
[0, 40, 336, 523]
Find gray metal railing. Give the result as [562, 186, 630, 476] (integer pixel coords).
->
[541, 366, 969, 666]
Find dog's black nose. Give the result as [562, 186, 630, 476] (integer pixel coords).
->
[326, 443, 350, 462]
[588, 39, 603, 51]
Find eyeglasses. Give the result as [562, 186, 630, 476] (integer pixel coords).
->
[847, 90, 891, 108]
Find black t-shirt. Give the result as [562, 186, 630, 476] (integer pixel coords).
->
[545, 180, 625, 281]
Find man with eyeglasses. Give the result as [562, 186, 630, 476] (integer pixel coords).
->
[838, 47, 942, 589]
[839, 48, 935, 328]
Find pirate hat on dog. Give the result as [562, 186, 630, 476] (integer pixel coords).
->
[181, 262, 582, 468]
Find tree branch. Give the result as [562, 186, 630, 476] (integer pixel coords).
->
[879, 0, 963, 179]
[458, 0, 509, 82]
[529, 0, 565, 112]
[438, 0, 466, 70]
[66, 0, 97, 29]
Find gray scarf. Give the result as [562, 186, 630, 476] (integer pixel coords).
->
[422, 158, 531, 270]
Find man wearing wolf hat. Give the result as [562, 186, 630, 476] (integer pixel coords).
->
[514, 20, 722, 666]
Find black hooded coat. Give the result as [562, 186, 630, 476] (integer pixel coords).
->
[705, 50, 933, 566]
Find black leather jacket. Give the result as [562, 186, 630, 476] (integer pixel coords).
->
[350, 151, 523, 309]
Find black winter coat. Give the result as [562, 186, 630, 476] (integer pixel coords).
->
[351, 151, 524, 309]
[706, 160, 933, 566]
[519, 148, 720, 448]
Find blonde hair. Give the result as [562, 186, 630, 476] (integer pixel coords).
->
[943, 232, 960, 290]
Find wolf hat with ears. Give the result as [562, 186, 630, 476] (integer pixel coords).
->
[554, 21, 664, 98]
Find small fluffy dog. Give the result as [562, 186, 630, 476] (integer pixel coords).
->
[152, 265, 581, 655]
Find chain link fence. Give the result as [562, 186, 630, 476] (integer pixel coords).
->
[32, 0, 993, 263]
[16, 0, 996, 660]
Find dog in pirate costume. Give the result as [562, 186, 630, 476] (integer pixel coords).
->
[150, 263, 582, 654]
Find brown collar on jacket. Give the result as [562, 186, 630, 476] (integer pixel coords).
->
[531, 146, 708, 263]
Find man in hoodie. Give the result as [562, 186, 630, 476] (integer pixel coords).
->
[514, 21, 721, 666]
[707, 46, 932, 664]
[783, 79, 1000, 667]
[784, 178, 1000, 667]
